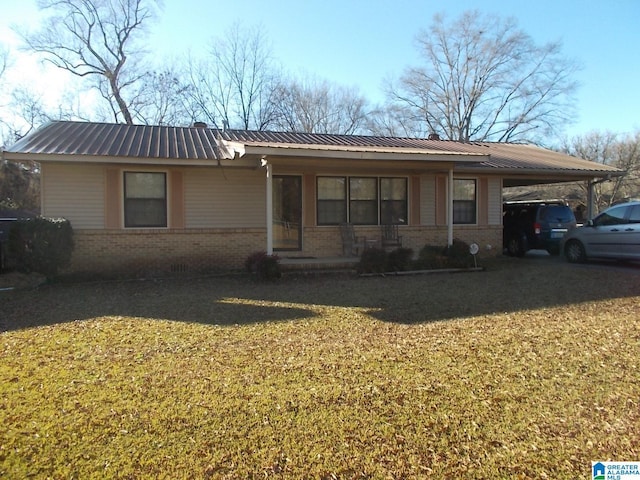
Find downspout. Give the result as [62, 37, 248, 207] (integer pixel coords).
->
[448, 168, 454, 246]
[262, 157, 273, 255]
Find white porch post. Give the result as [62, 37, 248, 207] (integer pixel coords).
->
[447, 168, 454, 246]
[263, 158, 273, 255]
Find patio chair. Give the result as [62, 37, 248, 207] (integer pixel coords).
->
[381, 223, 402, 250]
[340, 223, 367, 256]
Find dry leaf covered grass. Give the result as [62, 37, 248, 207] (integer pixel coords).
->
[1, 256, 639, 478]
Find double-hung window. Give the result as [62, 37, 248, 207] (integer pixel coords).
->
[453, 179, 477, 224]
[317, 176, 407, 225]
[349, 178, 378, 225]
[317, 177, 347, 225]
[124, 172, 167, 228]
[381, 178, 408, 224]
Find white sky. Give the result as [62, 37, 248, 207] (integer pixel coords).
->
[1, 0, 639, 140]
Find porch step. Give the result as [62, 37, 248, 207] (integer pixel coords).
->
[279, 256, 359, 272]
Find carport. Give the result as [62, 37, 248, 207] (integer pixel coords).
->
[452, 142, 624, 219]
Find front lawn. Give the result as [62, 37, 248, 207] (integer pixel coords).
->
[1, 258, 639, 478]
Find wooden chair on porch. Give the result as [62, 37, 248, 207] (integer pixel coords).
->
[340, 223, 367, 257]
[381, 223, 402, 250]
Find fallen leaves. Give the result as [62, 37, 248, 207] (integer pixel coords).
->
[1, 260, 639, 478]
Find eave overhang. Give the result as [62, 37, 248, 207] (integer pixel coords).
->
[455, 164, 624, 182]
[222, 140, 489, 163]
[1, 151, 260, 168]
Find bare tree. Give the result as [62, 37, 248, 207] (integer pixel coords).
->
[132, 67, 192, 125]
[272, 74, 369, 134]
[386, 10, 579, 142]
[185, 23, 279, 130]
[0, 80, 42, 211]
[366, 101, 426, 138]
[0, 45, 11, 147]
[0, 45, 7, 82]
[8, 88, 53, 139]
[562, 130, 640, 210]
[0, 157, 41, 212]
[19, 0, 160, 125]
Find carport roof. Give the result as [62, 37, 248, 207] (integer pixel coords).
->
[1, 121, 622, 182]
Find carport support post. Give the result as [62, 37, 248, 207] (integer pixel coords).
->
[587, 179, 595, 220]
[447, 168, 454, 246]
[263, 158, 273, 255]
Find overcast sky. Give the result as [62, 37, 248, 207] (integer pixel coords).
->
[1, 0, 639, 139]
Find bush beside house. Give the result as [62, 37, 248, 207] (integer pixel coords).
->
[358, 240, 477, 274]
[8, 218, 74, 280]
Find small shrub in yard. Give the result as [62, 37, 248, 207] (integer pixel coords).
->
[357, 247, 387, 274]
[244, 251, 281, 280]
[8, 217, 74, 280]
[415, 244, 448, 270]
[385, 247, 414, 272]
[444, 239, 475, 268]
[414, 241, 476, 270]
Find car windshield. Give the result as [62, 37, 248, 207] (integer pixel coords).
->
[539, 206, 575, 223]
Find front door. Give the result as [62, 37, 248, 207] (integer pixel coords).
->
[273, 176, 302, 251]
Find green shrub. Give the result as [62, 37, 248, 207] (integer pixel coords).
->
[385, 247, 414, 272]
[414, 241, 477, 270]
[357, 247, 387, 274]
[443, 239, 475, 268]
[245, 251, 281, 281]
[415, 244, 448, 270]
[8, 217, 74, 279]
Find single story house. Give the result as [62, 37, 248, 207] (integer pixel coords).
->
[1, 121, 622, 275]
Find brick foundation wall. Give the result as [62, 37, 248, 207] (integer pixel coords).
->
[70, 229, 266, 277]
[68, 226, 502, 277]
[298, 225, 503, 258]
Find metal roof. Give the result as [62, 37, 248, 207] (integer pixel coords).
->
[1, 121, 622, 177]
[4, 121, 225, 160]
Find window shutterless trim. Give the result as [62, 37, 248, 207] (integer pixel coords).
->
[452, 178, 477, 225]
[316, 175, 408, 226]
[123, 171, 168, 228]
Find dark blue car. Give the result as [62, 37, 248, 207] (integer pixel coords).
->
[503, 200, 577, 257]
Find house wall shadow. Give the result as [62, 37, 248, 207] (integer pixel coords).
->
[1, 277, 315, 332]
[2, 257, 639, 332]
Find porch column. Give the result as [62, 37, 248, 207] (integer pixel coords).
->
[263, 158, 273, 255]
[447, 168, 454, 246]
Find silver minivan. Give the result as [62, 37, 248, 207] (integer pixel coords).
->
[563, 201, 640, 262]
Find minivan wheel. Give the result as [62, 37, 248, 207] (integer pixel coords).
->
[507, 236, 526, 257]
[565, 240, 586, 263]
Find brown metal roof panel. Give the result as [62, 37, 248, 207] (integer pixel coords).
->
[95, 123, 123, 156]
[174, 127, 186, 158]
[192, 128, 208, 158]
[50, 121, 85, 154]
[29, 121, 75, 154]
[221, 129, 481, 152]
[169, 128, 184, 158]
[199, 129, 220, 158]
[4, 121, 222, 160]
[182, 128, 199, 158]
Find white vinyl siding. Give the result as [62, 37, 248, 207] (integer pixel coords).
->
[420, 175, 436, 226]
[41, 163, 104, 229]
[487, 177, 502, 225]
[185, 169, 266, 228]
